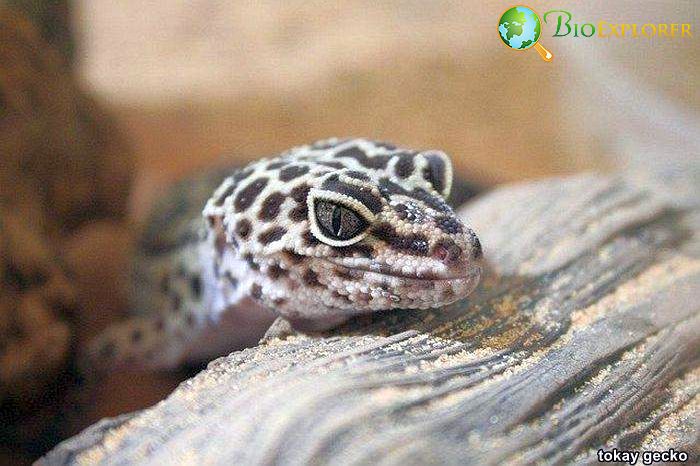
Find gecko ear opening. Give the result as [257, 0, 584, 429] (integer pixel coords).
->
[307, 189, 374, 247]
[419, 150, 453, 199]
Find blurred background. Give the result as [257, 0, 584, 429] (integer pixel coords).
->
[70, 0, 699, 220]
[0, 0, 697, 463]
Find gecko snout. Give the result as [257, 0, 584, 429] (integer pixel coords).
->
[431, 231, 482, 269]
[431, 238, 462, 264]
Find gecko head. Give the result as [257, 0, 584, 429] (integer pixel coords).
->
[204, 139, 482, 321]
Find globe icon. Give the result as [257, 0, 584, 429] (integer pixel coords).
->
[498, 6, 553, 61]
[498, 6, 541, 49]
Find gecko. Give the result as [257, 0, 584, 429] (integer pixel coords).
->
[85, 138, 483, 371]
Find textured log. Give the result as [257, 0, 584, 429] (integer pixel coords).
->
[41, 173, 699, 465]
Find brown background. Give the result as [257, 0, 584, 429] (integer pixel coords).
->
[71, 1, 698, 222]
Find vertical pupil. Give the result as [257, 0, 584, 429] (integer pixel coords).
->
[331, 205, 342, 235]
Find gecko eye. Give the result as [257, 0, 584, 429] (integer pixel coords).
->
[307, 187, 375, 247]
[313, 200, 368, 244]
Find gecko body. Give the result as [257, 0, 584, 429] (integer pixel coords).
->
[88, 139, 482, 370]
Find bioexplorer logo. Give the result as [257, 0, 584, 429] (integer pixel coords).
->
[499, 6, 693, 62]
[498, 6, 553, 61]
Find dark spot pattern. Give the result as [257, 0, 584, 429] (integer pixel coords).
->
[471, 235, 483, 260]
[283, 251, 305, 264]
[171, 294, 182, 311]
[267, 263, 288, 279]
[394, 203, 409, 221]
[232, 168, 254, 184]
[394, 152, 415, 178]
[279, 165, 310, 182]
[334, 146, 391, 169]
[258, 191, 286, 221]
[378, 178, 403, 199]
[317, 161, 346, 170]
[372, 223, 430, 256]
[224, 271, 238, 289]
[422, 152, 448, 195]
[259, 226, 287, 245]
[213, 183, 236, 206]
[234, 177, 268, 213]
[131, 329, 143, 343]
[190, 275, 202, 298]
[250, 283, 263, 300]
[402, 235, 430, 256]
[321, 174, 383, 214]
[273, 298, 287, 306]
[334, 244, 374, 258]
[302, 269, 322, 287]
[435, 215, 463, 234]
[212, 168, 254, 207]
[303, 230, 321, 247]
[290, 184, 311, 203]
[244, 253, 259, 271]
[266, 161, 289, 170]
[378, 178, 451, 213]
[289, 205, 308, 222]
[392, 202, 426, 224]
[344, 170, 371, 181]
[235, 219, 252, 239]
[374, 141, 397, 150]
[411, 188, 451, 213]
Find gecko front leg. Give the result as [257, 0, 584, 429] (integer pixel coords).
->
[260, 313, 350, 343]
[85, 244, 275, 372]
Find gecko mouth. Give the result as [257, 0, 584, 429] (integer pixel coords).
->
[330, 260, 481, 309]
[367, 266, 480, 283]
[320, 257, 482, 284]
[299, 257, 482, 311]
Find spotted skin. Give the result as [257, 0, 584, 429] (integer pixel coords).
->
[86, 139, 482, 372]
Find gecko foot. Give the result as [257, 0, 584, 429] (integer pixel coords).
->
[259, 317, 297, 343]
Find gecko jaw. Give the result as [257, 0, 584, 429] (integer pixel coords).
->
[322, 257, 481, 283]
[305, 256, 482, 311]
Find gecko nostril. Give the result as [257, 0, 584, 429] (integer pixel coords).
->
[432, 239, 462, 264]
[433, 244, 449, 262]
